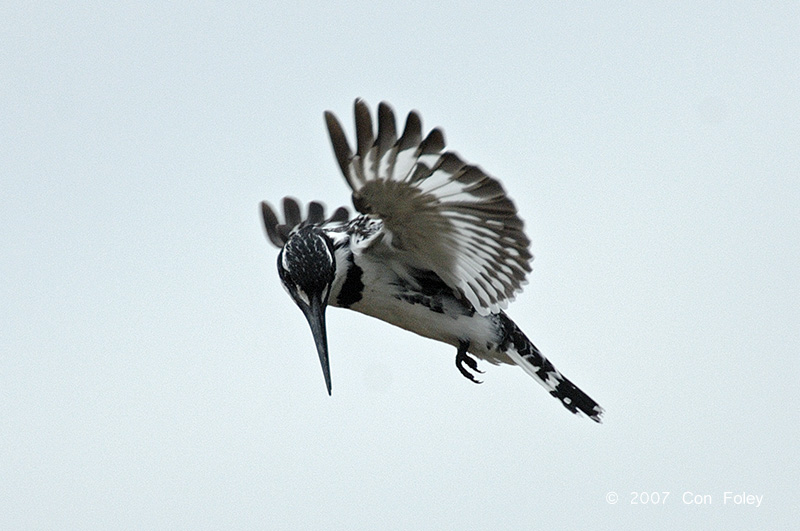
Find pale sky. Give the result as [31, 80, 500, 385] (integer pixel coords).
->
[2, 2, 798, 529]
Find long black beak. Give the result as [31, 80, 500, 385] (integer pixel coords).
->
[299, 294, 332, 395]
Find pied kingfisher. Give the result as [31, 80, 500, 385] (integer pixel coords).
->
[261, 99, 603, 422]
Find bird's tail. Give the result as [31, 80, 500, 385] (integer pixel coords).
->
[497, 314, 604, 423]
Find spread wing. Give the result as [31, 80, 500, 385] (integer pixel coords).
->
[324, 99, 532, 315]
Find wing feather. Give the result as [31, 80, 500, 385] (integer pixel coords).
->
[260, 197, 350, 248]
[324, 99, 532, 314]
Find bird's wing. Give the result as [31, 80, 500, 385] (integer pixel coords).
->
[261, 197, 349, 248]
[324, 99, 532, 315]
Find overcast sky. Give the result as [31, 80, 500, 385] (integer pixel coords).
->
[2, 2, 797, 529]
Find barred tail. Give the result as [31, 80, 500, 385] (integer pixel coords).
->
[498, 315, 604, 423]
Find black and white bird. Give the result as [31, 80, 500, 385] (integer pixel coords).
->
[261, 99, 603, 422]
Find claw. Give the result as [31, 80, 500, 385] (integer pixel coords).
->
[455, 340, 483, 384]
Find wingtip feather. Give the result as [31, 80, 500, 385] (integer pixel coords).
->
[260, 201, 285, 248]
[354, 99, 374, 158]
[325, 110, 352, 179]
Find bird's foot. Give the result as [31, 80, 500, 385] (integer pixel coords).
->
[456, 340, 483, 384]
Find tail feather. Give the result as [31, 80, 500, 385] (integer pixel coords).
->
[498, 315, 604, 423]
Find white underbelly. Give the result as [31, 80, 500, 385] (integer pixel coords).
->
[348, 290, 511, 365]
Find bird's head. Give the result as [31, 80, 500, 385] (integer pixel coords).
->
[277, 225, 336, 394]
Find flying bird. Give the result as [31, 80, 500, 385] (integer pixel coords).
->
[261, 99, 603, 422]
